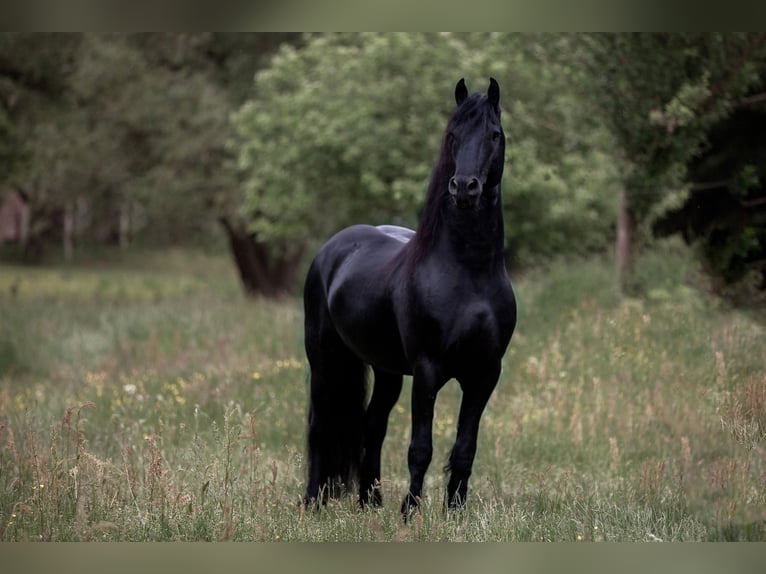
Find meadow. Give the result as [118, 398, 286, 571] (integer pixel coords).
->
[0, 242, 764, 541]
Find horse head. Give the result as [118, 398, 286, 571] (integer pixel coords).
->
[446, 78, 505, 209]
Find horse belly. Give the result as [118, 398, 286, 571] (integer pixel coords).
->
[336, 305, 410, 374]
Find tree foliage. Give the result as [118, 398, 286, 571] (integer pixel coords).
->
[579, 33, 766, 217]
[233, 33, 620, 268]
[0, 33, 297, 251]
[571, 33, 766, 292]
[0, 33, 81, 181]
[3, 33, 765, 298]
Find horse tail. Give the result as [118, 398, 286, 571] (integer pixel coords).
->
[303, 261, 367, 502]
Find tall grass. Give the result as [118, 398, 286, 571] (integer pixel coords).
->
[1, 242, 764, 540]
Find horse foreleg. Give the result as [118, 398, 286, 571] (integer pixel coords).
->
[359, 369, 403, 507]
[401, 361, 445, 520]
[446, 364, 501, 508]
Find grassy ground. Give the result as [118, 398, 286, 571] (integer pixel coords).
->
[0, 242, 764, 541]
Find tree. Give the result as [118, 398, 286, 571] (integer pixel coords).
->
[0, 33, 84, 256]
[232, 33, 620, 294]
[653, 85, 766, 296]
[231, 33, 470, 295]
[1, 33, 299, 265]
[576, 33, 766, 291]
[476, 33, 620, 265]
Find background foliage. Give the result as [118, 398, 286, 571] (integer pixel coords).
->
[2, 33, 765, 296]
[233, 33, 620, 267]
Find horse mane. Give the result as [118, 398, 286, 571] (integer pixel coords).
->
[404, 92, 496, 267]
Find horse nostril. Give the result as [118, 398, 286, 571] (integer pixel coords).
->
[449, 176, 482, 202]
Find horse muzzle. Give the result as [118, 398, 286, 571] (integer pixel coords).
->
[448, 175, 482, 209]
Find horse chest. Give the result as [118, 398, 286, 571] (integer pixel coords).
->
[445, 298, 508, 358]
[406, 274, 515, 365]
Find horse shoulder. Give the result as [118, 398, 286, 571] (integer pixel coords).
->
[486, 272, 517, 341]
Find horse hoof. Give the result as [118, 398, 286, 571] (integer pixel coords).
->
[303, 495, 324, 512]
[400, 494, 420, 522]
[445, 492, 467, 511]
[359, 491, 383, 509]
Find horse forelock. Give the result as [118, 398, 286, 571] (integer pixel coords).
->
[451, 92, 501, 124]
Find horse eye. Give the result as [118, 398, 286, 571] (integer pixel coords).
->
[492, 131, 502, 142]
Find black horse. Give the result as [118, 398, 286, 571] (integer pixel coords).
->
[303, 78, 516, 517]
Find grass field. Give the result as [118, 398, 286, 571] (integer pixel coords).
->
[0, 243, 764, 541]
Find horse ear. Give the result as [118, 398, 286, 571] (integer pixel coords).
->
[455, 78, 468, 106]
[487, 77, 500, 109]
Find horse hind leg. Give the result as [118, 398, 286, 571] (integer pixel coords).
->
[303, 279, 367, 506]
[304, 340, 367, 505]
[359, 368, 403, 507]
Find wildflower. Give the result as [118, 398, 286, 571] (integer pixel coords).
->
[123, 384, 137, 395]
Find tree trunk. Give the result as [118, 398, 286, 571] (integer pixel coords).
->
[18, 197, 30, 248]
[63, 201, 74, 262]
[219, 217, 304, 298]
[616, 188, 636, 292]
[119, 200, 130, 250]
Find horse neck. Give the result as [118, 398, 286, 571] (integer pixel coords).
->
[407, 147, 506, 272]
[435, 188, 506, 272]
